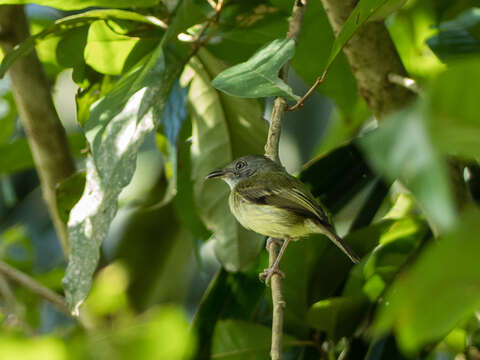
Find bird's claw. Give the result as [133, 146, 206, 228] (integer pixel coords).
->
[259, 266, 285, 286]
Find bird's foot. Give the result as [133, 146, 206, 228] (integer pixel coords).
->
[265, 237, 283, 250]
[259, 266, 285, 286]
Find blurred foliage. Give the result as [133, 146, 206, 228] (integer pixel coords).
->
[0, 0, 479, 359]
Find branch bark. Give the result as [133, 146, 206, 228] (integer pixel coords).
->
[0, 5, 76, 254]
[264, 1, 307, 359]
[319, 0, 415, 119]
[0, 260, 69, 315]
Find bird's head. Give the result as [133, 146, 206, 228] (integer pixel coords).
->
[206, 155, 283, 189]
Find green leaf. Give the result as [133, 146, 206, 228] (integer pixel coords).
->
[427, 8, 480, 61]
[182, 49, 268, 271]
[84, 20, 158, 75]
[212, 320, 298, 359]
[374, 209, 480, 352]
[427, 57, 480, 159]
[0, 133, 86, 175]
[207, 2, 288, 64]
[323, 0, 391, 73]
[300, 144, 375, 212]
[307, 296, 369, 341]
[0, 9, 165, 78]
[0, 91, 17, 145]
[342, 216, 429, 301]
[191, 268, 266, 360]
[162, 0, 210, 45]
[358, 104, 457, 233]
[63, 46, 184, 313]
[0, 0, 158, 10]
[56, 172, 86, 225]
[211, 38, 299, 101]
[156, 81, 188, 204]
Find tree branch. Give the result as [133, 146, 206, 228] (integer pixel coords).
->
[263, 1, 307, 359]
[0, 5, 75, 255]
[0, 260, 69, 315]
[319, 0, 415, 119]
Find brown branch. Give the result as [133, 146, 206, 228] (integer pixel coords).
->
[0, 5, 75, 255]
[0, 260, 69, 315]
[287, 71, 327, 111]
[263, 1, 307, 359]
[319, 0, 415, 119]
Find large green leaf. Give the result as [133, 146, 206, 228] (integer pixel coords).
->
[207, 1, 288, 64]
[427, 8, 480, 61]
[191, 266, 266, 360]
[84, 20, 159, 75]
[307, 296, 368, 341]
[181, 49, 268, 271]
[211, 38, 299, 101]
[0, 0, 158, 10]
[63, 46, 183, 313]
[426, 57, 480, 159]
[387, 0, 446, 78]
[0, 9, 165, 78]
[374, 209, 480, 352]
[359, 104, 457, 233]
[211, 320, 299, 359]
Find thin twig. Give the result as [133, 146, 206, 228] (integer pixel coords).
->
[0, 260, 69, 315]
[388, 73, 421, 94]
[182, 0, 225, 66]
[287, 70, 327, 111]
[263, 1, 308, 359]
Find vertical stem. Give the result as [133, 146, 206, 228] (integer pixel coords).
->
[268, 238, 285, 360]
[0, 5, 76, 255]
[263, 1, 308, 359]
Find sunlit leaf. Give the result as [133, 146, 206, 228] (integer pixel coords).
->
[181, 49, 268, 271]
[374, 209, 480, 352]
[211, 38, 299, 101]
[63, 46, 184, 313]
[0, 0, 158, 10]
[84, 20, 158, 75]
[0, 9, 164, 78]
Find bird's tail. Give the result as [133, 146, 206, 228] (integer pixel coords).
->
[325, 229, 360, 264]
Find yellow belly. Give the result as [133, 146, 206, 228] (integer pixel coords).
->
[229, 192, 313, 239]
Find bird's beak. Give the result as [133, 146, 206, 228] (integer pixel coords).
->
[206, 168, 229, 179]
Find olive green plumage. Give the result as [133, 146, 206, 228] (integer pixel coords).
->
[207, 155, 360, 263]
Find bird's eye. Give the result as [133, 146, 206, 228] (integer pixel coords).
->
[235, 160, 246, 170]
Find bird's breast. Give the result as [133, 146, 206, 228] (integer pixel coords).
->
[229, 191, 310, 239]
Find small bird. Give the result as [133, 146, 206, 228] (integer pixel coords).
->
[206, 155, 360, 283]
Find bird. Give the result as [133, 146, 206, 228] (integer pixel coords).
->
[206, 155, 360, 283]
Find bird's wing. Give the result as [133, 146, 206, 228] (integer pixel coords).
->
[235, 172, 331, 226]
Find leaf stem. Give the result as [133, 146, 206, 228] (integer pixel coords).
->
[263, 1, 308, 359]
